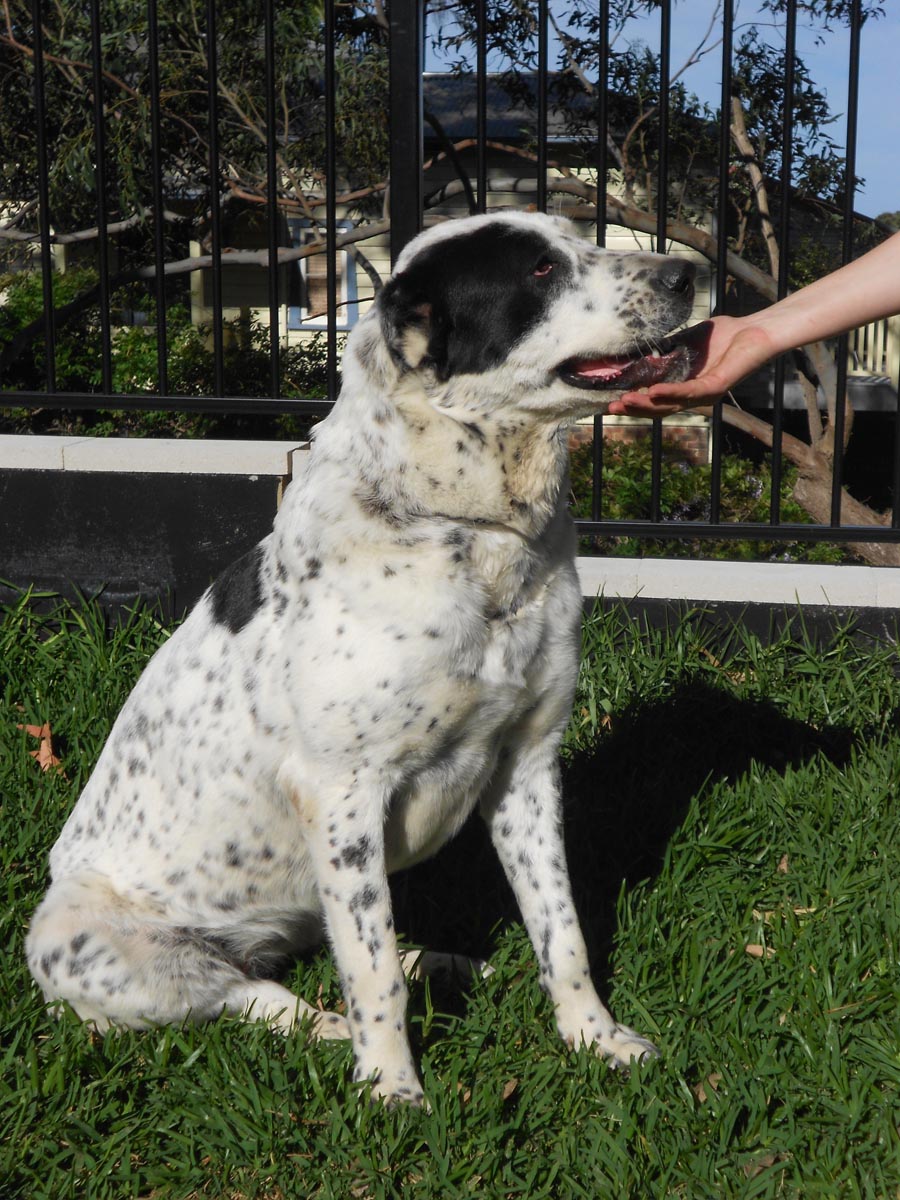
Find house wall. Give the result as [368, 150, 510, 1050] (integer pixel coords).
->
[189, 151, 713, 338]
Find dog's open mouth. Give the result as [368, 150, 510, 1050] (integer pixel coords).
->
[557, 321, 712, 390]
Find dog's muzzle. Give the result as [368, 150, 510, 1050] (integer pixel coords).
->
[556, 321, 713, 391]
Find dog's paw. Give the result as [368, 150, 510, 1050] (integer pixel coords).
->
[309, 1009, 352, 1042]
[354, 1060, 426, 1108]
[240, 984, 351, 1041]
[591, 1022, 659, 1070]
[558, 1007, 658, 1070]
[370, 1076, 427, 1108]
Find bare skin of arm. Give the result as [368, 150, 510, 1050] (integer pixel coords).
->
[608, 231, 900, 417]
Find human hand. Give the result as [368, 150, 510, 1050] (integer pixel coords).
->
[607, 316, 779, 417]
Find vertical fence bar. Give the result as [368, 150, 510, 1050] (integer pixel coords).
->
[591, 0, 610, 520]
[709, 0, 734, 527]
[30, 0, 57, 393]
[655, 0, 670, 255]
[323, 0, 338, 401]
[535, 0, 548, 213]
[830, 0, 862, 527]
[591, 414, 604, 520]
[649, 419, 663, 523]
[263, 0, 280, 398]
[769, 0, 797, 527]
[389, 0, 423, 266]
[649, 0, 671, 522]
[205, 0, 225, 397]
[89, 0, 112, 392]
[595, 0, 609, 248]
[475, 0, 487, 213]
[146, 0, 169, 397]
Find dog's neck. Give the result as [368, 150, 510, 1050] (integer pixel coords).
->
[317, 363, 571, 540]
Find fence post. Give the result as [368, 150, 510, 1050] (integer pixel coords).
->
[388, 0, 424, 267]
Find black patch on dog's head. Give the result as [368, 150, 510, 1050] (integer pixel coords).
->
[379, 222, 570, 381]
[209, 543, 265, 634]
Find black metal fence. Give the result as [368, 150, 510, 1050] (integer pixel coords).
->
[2, 0, 899, 556]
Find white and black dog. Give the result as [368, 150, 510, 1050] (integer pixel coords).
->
[27, 212, 706, 1105]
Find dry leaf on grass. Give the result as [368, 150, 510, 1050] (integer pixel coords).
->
[456, 1077, 517, 1105]
[17, 721, 66, 777]
[692, 1072, 723, 1103]
[742, 1151, 786, 1179]
[753, 905, 817, 925]
[699, 646, 749, 684]
[745, 943, 775, 960]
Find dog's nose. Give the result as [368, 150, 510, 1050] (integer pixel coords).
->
[653, 258, 695, 297]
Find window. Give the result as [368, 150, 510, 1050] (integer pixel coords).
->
[288, 219, 358, 331]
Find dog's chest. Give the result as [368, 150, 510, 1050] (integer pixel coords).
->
[375, 603, 551, 868]
[288, 530, 561, 750]
[304, 538, 572, 862]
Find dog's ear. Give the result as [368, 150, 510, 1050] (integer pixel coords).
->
[381, 273, 490, 383]
[378, 273, 442, 375]
[379, 224, 554, 382]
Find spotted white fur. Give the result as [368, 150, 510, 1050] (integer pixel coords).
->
[27, 213, 696, 1105]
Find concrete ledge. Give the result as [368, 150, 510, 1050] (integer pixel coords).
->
[0, 435, 308, 476]
[2, 435, 898, 616]
[577, 556, 900, 610]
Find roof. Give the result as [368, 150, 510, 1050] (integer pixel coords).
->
[422, 72, 605, 144]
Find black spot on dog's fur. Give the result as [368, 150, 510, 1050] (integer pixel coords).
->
[209, 544, 265, 634]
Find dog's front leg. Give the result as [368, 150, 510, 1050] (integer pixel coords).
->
[481, 749, 658, 1069]
[281, 762, 422, 1105]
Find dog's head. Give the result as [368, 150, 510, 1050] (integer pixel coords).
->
[366, 211, 707, 418]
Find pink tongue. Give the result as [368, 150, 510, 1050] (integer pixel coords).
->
[575, 357, 633, 379]
[576, 352, 677, 382]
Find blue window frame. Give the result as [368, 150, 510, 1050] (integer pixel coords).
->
[287, 219, 358, 331]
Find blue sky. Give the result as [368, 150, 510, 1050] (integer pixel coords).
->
[669, 2, 900, 218]
[426, 1, 900, 219]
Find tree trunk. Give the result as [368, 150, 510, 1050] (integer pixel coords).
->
[709, 405, 899, 567]
[791, 468, 900, 568]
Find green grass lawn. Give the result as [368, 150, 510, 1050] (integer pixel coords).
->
[2, 592, 900, 1199]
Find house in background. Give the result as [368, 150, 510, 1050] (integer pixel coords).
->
[188, 72, 713, 456]
[185, 71, 897, 467]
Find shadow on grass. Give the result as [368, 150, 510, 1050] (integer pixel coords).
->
[390, 677, 855, 978]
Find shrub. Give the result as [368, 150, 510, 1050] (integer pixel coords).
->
[569, 437, 850, 563]
[0, 269, 335, 440]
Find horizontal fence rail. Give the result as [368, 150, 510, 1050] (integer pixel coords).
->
[1, 0, 898, 558]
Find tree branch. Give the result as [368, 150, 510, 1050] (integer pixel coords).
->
[729, 95, 779, 280]
[0, 208, 192, 245]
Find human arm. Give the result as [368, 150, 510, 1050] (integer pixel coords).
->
[608, 230, 900, 416]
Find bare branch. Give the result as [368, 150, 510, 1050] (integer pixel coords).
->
[711, 404, 814, 467]
[620, 4, 724, 177]
[729, 96, 779, 279]
[137, 220, 391, 279]
[0, 199, 38, 232]
[0, 208, 192, 245]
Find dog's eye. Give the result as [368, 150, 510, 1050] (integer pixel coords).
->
[531, 259, 555, 278]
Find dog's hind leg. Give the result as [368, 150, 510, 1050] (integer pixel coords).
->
[26, 873, 349, 1040]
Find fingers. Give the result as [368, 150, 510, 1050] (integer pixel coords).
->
[607, 320, 777, 416]
[608, 380, 719, 416]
